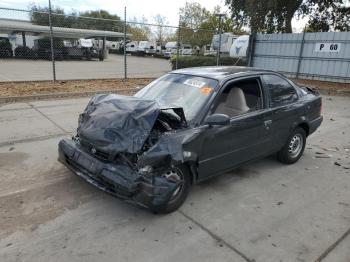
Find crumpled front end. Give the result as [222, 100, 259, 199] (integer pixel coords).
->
[58, 93, 204, 211]
[58, 138, 180, 211]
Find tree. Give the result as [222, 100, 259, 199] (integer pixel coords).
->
[127, 16, 151, 41]
[152, 14, 173, 43]
[225, 0, 349, 33]
[30, 4, 123, 32]
[304, 19, 330, 32]
[177, 3, 246, 47]
[303, 3, 350, 32]
[75, 10, 123, 32]
[179, 2, 210, 28]
[30, 4, 76, 28]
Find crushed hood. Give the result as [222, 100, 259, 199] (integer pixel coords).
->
[77, 94, 185, 154]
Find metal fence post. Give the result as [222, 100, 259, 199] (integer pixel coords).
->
[48, 0, 56, 81]
[216, 13, 224, 66]
[123, 6, 127, 79]
[247, 34, 256, 67]
[296, 31, 306, 79]
[176, 18, 180, 70]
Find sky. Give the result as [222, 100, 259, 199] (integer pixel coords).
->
[0, 0, 313, 32]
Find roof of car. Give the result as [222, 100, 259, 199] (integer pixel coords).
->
[172, 66, 274, 81]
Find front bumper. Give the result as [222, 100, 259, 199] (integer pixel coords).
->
[58, 138, 178, 211]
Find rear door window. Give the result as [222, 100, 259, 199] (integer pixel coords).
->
[262, 74, 298, 107]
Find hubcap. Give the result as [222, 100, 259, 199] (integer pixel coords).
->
[162, 168, 184, 201]
[288, 134, 303, 158]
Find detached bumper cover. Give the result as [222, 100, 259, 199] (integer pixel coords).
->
[58, 138, 179, 210]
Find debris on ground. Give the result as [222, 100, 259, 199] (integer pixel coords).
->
[334, 162, 342, 167]
[314, 155, 332, 159]
[320, 146, 339, 152]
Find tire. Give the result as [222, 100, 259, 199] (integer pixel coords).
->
[154, 165, 191, 214]
[277, 127, 306, 164]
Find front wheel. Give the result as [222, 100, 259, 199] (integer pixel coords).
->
[154, 165, 191, 214]
[277, 127, 306, 164]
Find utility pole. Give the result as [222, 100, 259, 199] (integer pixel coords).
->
[48, 0, 56, 81]
[215, 13, 225, 66]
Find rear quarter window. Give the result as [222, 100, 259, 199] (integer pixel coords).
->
[262, 74, 298, 107]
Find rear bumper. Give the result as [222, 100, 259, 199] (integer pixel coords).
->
[309, 116, 323, 135]
[58, 138, 178, 211]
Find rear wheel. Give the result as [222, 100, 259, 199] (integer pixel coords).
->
[155, 165, 191, 214]
[277, 127, 306, 164]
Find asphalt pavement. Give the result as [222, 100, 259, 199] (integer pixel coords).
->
[0, 54, 171, 81]
[0, 95, 349, 262]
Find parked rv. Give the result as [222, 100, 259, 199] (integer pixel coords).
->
[211, 33, 238, 54]
[61, 38, 100, 60]
[108, 41, 120, 54]
[163, 42, 192, 58]
[229, 35, 249, 58]
[138, 41, 149, 55]
[181, 44, 193, 56]
[164, 41, 177, 58]
[126, 41, 138, 54]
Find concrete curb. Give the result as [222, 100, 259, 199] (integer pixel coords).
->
[0, 88, 139, 104]
[317, 89, 350, 96]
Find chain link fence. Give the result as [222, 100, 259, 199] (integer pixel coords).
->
[0, 5, 242, 82]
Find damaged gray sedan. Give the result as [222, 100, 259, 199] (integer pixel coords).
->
[58, 67, 322, 213]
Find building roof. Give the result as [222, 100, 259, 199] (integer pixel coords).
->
[172, 66, 274, 81]
[0, 19, 131, 38]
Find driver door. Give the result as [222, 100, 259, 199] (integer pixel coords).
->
[197, 77, 272, 180]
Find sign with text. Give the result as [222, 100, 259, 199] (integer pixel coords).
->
[315, 43, 341, 52]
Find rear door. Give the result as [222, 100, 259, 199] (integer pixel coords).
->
[260, 74, 302, 150]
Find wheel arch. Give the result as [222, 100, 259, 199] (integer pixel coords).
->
[297, 122, 310, 137]
[182, 161, 198, 185]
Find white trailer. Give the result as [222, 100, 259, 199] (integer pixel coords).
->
[229, 35, 250, 58]
[163, 42, 193, 58]
[107, 41, 120, 53]
[181, 44, 193, 56]
[211, 33, 238, 54]
[126, 41, 138, 54]
[137, 41, 157, 55]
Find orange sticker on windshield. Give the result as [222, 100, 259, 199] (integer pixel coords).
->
[200, 87, 213, 95]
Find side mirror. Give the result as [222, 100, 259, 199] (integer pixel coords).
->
[205, 114, 230, 126]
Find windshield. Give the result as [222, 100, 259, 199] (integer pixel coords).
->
[135, 74, 218, 122]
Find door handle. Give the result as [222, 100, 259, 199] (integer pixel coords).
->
[264, 120, 273, 126]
